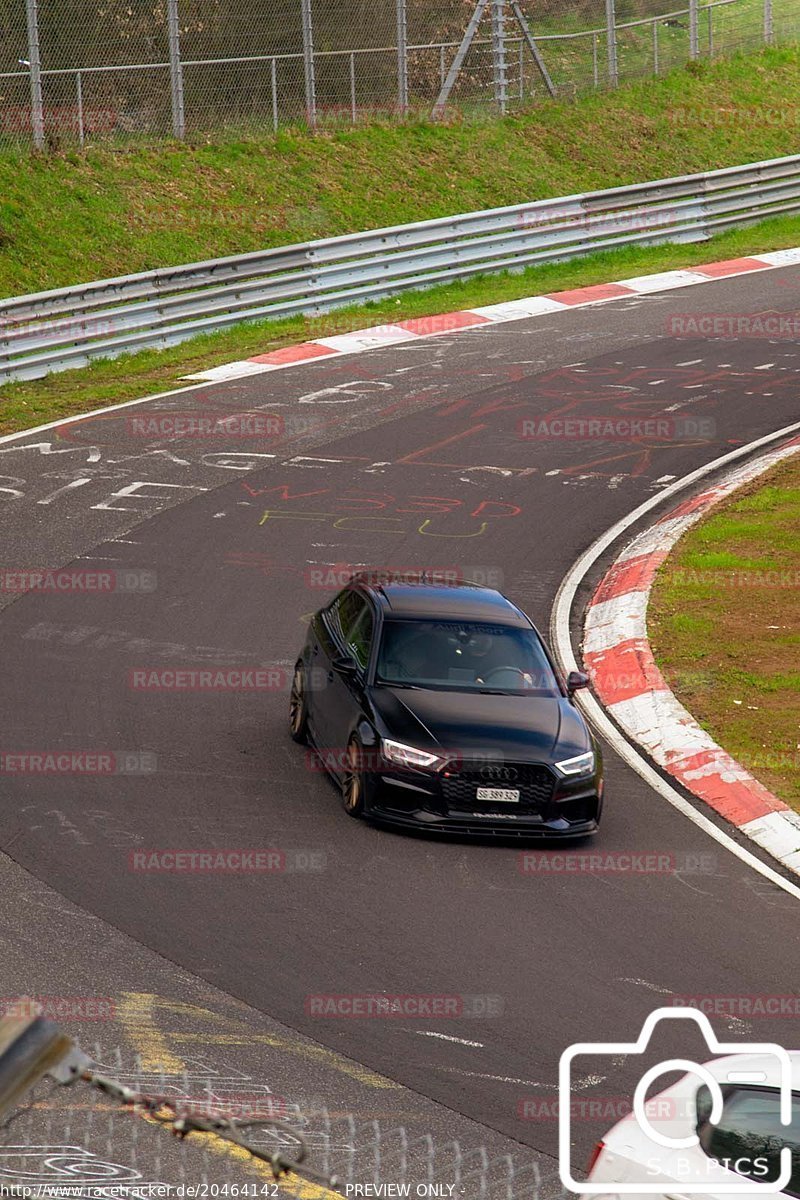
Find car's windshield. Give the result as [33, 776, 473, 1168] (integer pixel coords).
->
[375, 619, 561, 694]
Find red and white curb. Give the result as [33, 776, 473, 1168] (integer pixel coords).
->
[185, 247, 800, 384]
[583, 436, 800, 875]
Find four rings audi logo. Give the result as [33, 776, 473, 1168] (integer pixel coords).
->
[480, 766, 518, 782]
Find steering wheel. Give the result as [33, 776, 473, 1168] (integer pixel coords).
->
[478, 666, 530, 687]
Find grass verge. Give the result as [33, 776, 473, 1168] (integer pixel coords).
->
[649, 454, 800, 813]
[2, 210, 800, 438]
[1, 45, 800, 297]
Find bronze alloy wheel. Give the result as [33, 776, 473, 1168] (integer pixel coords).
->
[342, 738, 366, 818]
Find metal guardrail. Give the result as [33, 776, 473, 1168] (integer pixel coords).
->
[2, 151, 800, 385]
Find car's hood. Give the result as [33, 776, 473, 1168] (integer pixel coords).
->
[369, 686, 589, 761]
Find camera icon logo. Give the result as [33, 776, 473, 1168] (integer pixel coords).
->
[559, 1007, 793, 1194]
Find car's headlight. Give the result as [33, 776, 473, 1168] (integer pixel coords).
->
[555, 750, 595, 778]
[382, 739, 444, 770]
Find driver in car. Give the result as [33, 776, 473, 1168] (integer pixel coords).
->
[456, 632, 537, 688]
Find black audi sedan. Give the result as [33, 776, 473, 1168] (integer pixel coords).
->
[289, 576, 603, 837]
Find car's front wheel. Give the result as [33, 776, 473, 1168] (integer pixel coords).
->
[342, 737, 367, 819]
[289, 662, 310, 744]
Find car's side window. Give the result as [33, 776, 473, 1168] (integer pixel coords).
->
[327, 589, 362, 647]
[347, 603, 374, 672]
[327, 590, 373, 670]
[697, 1085, 800, 1197]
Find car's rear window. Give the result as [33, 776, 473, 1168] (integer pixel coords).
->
[375, 619, 560, 694]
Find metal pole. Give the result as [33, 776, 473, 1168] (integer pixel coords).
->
[689, 0, 699, 58]
[396, 0, 408, 116]
[24, 0, 44, 150]
[708, 5, 714, 55]
[350, 52, 356, 123]
[301, 0, 316, 128]
[519, 38, 524, 99]
[764, 0, 773, 43]
[76, 70, 84, 146]
[491, 0, 508, 115]
[652, 19, 659, 74]
[592, 32, 599, 86]
[509, 1, 556, 98]
[271, 57, 278, 131]
[605, 0, 618, 87]
[439, 44, 446, 88]
[433, 0, 490, 117]
[166, 0, 185, 139]
[0, 1009, 75, 1123]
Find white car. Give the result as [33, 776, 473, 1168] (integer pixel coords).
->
[588, 1051, 800, 1199]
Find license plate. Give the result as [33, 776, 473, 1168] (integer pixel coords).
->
[476, 787, 520, 803]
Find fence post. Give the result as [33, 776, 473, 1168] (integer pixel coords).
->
[76, 70, 84, 146]
[24, 0, 44, 150]
[167, 0, 185, 139]
[396, 0, 408, 116]
[652, 19, 659, 74]
[350, 52, 356, 123]
[605, 0, 618, 86]
[0, 1008, 75, 1123]
[491, 0, 508, 114]
[301, 0, 316, 128]
[689, 0, 699, 58]
[763, 0, 774, 43]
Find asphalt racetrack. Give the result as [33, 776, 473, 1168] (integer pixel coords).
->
[1, 264, 798, 1175]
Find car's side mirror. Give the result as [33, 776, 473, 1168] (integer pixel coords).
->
[332, 655, 359, 679]
[567, 670, 590, 695]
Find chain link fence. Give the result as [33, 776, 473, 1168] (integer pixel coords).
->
[0, 0, 795, 149]
[0, 1008, 555, 1197]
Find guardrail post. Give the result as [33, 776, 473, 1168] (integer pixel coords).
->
[491, 0, 508, 114]
[689, 0, 699, 58]
[167, 0, 185, 139]
[24, 0, 44, 150]
[396, 0, 408, 116]
[763, 0, 774, 43]
[605, 0, 618, 86]
[301, 0, 317, 128]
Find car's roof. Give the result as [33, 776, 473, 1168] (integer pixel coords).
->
[705, 1052, 800, 1089]
[361, 580, 530, 626]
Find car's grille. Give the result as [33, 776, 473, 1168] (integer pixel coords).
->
[441, 762, 556, 813]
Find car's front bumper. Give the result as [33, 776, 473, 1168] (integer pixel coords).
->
[364, 760, 602, 838]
